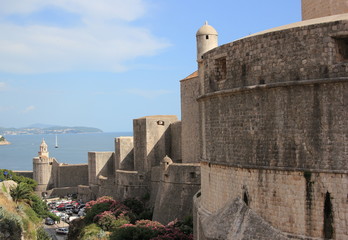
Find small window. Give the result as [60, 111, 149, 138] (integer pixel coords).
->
[214, 57, 227, 81]
[206, 35, 209, 39]
[335, 37, 348, 61]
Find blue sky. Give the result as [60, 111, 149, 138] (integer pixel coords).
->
[0, 0, 301, 132]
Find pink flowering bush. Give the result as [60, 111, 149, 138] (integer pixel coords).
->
[97, 211, 117, 230]
[110, 219, 192, 240]
[84, 196, 130, 224]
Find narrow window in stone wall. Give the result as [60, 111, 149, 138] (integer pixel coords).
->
[215, 57, 227, 81]
[243, 191, 249, 206]
[206, 35, 209, 39]
[323, 192, 334, 239]
[335, 37, 348, 61]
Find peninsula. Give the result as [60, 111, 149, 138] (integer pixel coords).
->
[0, 126, 103, 135]
[0, 135, 10, 145]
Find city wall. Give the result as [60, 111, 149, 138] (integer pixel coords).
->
[302, 0, 348, 20]
[57, 164, 88, 188]
[196, 14, 348, 239]
[199, 17, 348, 171]
[180, 72, 200, 163]
[152, 163, 201, 224]
[199, 163, 348, 239]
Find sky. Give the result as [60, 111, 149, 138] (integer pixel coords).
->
[0, 0, 301, 132]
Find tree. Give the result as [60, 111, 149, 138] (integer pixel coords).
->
[10, 182, 32, 204]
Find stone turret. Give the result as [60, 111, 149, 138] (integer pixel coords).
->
[196, 21, 218, 63]
[33, 139, 53, 193]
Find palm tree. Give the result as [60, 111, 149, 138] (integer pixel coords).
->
[10, 182, 32, 204]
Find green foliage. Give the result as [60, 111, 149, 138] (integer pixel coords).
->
[0, 169, 37, 191]
[122, 198, 144, 216]
[175, 216, 193, 235]
[2, 183, 8, 193]
[110, 217, 130, 231]
[79, 223, 107, 240]
[0, 206, 23, 240]
[122, 197, 153, 222]
[29, 194, 48, 218]
[85, 202, 113, 224]
[36, 227, 51, 240]
[110, 225, 160, 240]
[21, 204, 41, 225]
[10, 182, 32, 204]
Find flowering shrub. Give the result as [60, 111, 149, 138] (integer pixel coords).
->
[85, 196, 118, 224]
[152, 226, 193, 240]
[110, 220, 164, 240]
[97, 211, 116, 231]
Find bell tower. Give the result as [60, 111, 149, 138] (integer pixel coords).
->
[38, 139, 49, 158]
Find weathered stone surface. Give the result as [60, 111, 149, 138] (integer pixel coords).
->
[200, 198, 288, 240]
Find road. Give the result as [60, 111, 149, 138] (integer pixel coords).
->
[44, 221, 69, 240]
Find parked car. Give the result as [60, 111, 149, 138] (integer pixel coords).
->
[65, 209, 73, 216]
[78, 208, 86, 217]
[56, 227, 69, 234]
[45, 217, 55, 225]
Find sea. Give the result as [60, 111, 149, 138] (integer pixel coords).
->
[0, 132, 132, 171]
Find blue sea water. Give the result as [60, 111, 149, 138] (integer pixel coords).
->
[0, 132, 132, 171]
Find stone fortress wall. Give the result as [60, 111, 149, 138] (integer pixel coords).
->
[194, 8, 348, 240]
[27, 1, 348, 239]
[32, 115, 200, 224]
[302, 0, 348, 20]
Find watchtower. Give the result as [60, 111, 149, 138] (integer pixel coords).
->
[196, 21, 218, 63]
[33, 139, 53, 193]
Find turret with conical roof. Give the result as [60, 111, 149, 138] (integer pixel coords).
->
[196, 21, 218, 62]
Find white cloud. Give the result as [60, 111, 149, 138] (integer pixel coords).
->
[126, 89, 170, 99]
[23, 105, 36, 113]
[0, 0, 170, 73]
[0, 82, 7, 91]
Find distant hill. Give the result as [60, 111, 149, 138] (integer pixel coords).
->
[0, 125, 103, 135]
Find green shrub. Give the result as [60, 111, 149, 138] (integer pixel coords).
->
[10, 182, 32, 204]
[122, 198, 144, 216]
[79, 223, 107, 240]
[0, 207, 23, 240]
[110, 220, 164, 240]
[0, 169, 37, 191]
[175, 216, 193, 235]
[36, 227, 51, 240]
[106, 216, 130, 232]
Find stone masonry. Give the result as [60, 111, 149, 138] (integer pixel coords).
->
[302, 0, 348, 20]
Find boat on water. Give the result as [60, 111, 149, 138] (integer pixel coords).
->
[55, 135, 59, 148]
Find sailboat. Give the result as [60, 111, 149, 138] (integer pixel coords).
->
[55, 134, 59, 148]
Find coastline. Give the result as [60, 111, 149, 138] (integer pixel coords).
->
[0, 140, 11, 145]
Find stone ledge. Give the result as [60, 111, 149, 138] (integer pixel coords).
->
[198, 77, 348, 101]
[200, 159, 348, 174]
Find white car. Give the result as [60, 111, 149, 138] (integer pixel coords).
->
[78, 208, 86, 217]
[56, 227, 69, 235]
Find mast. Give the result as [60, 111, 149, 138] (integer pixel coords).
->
[55, 135, 58, 148]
